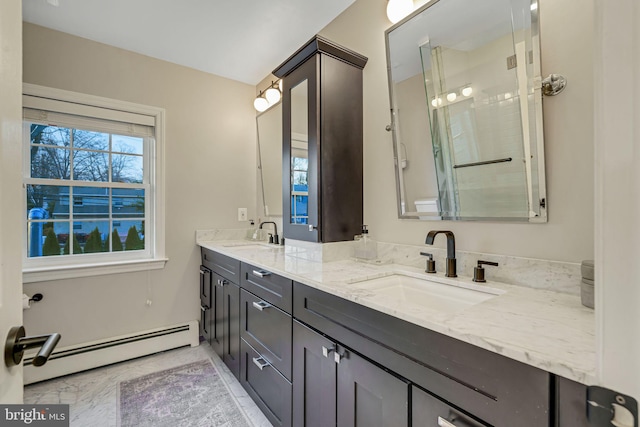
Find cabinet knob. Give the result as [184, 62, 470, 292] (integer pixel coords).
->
[252, 356, 270, 371]
[252, 270, 271, 278]
[252, 301, 271, 311]
[308, 225, 317, 232]
[437, 417, 457, 427]
[322, 345, 335, 358]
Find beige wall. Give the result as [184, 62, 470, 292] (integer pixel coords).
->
[317, 0, 594, 262]
[22, 23, 257, 346]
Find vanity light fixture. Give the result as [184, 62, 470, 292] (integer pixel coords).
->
[254, 79, 282, 112]
[253, 92, 269, 112]
[446, 92, 457, 102]
[387, 0, 414, 24]
[461, 86, 473, 97]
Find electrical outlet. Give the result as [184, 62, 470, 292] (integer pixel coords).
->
[238, 208, 248, 221]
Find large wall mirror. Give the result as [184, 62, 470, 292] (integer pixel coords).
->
[386, 0, 547, 222]
[257, 103, 283, 217]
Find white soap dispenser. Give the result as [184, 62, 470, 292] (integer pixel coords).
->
[355, 225, 377, 260]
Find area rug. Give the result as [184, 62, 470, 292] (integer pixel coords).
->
[117, 359, 252, 427]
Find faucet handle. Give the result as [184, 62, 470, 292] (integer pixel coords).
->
[419, 252, 436, 274]
[473, 260, 499, 282]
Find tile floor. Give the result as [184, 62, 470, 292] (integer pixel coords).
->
[24, 343, 272, 427]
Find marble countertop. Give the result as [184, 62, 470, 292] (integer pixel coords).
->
[197, 238, 596, 385]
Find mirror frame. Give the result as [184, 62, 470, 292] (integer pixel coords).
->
[385, 0, 547, 222]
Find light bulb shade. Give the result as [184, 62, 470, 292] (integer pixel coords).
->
[254, 96, 269, 112]
[462, 87, 473, 97]
[447, 92, 457, 102]
[265, 87, 281, 104]
[387, 0, 414, 24]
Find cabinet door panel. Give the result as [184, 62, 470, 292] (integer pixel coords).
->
[240, 339, 292, 427]
[293, 320, 337, 427]
[555, 376, 589, 427]
[412, 386, 488, 427]
[223, 281, 240, 379]
[282, 57, 319, 242]
[337, 349, 409, 427]
[210, 272, 225, 357]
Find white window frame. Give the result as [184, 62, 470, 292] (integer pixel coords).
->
[22, 84, 166, 283]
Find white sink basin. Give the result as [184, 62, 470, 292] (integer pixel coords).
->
[221, 242, 276, 251]
[350, 273, 502, 314]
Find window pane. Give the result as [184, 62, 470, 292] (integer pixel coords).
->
[31, 146, 71, 179]
[112, 154, 143, 183]
[73, 186, 109, 218]
[113, 135, 143, 155]
[73, 150, 109, 182]
[30, 125, 69, 147]
[27, 221, 69, 258]
[74, 221, 109, 253]
[112, 188, 145, 218]
[122, 221, 145, 251]
[73, 129, 108, 151]
[26, 185, 70, 219]
[292, 171, 307, 186]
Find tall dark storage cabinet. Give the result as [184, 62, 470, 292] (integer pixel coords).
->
[274, 36, 368, 243]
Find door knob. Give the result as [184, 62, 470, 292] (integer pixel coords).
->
[4, 326, 61, 367]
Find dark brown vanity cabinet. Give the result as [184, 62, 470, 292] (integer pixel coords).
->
[294, 281, 550, 427]
[239, 263, 293, 427]
[273, 36, 368, 243]
[201, 248, 241, 379]
[200, 249, 591, 427]
[293, 320, 410, 427]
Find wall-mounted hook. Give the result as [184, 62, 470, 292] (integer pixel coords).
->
[542, 74, 567, 96]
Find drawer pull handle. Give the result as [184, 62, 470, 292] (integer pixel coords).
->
[217, 279, 227, 287]
[200, 305, 209, 312]
[252, 270, 271, 278]
[252, 356, 270, 370]
[199, 270, 205, 275]
[437, 417, 456, 427]
[252, 301, 271, 311]
[322, 345, 335, 358]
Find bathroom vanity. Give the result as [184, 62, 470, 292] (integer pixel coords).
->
[197, 239, 594, 427]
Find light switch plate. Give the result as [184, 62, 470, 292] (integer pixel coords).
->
[238, 208, 247, 221]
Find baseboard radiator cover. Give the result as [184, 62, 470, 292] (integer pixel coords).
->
[23, 320, 200, 385]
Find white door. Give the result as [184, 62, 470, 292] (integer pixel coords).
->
[595, 0, 640, 404]
[0, 0, 25, 404]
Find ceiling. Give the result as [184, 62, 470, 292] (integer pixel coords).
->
[22, 0, 356, 85]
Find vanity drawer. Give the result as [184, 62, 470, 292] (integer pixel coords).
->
[241, 262, 292, 313]
[412, 386, 488, 427]
[240, 339, 292, 427]
[201, 248, 240, 283]
[240, 288, 292, 380]
[293, 282, 550, 427]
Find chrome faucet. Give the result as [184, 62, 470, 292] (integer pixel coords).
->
[259, 221, 279, 244]
[425, 230, 457, 277]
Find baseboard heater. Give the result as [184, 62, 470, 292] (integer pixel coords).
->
[23, 320, 199, 385]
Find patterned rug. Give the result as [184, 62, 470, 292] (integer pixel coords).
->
[117, 359, 251, 427]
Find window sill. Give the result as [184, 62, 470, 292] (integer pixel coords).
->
[23, 258, 168, 283]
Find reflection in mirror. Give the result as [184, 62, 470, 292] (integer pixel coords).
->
[257, 103, 283, 217]
[386, 0, 546, 221]
[290, 80, 309, 225]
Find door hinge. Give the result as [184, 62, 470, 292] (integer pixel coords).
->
[587, 386, 638, 427]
